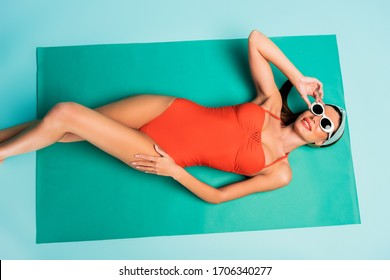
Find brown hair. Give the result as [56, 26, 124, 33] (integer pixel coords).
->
[279, 80, 302, 125]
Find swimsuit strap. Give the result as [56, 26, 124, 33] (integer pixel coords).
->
[264, 109, 281, 121]
[263, 153, 289, 169]
[262, 108, 288, 168]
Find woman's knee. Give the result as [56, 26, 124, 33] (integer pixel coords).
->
[44, 102, 82, 127]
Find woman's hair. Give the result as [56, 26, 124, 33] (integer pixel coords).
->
[279, 80, 302, 126]
[279, 80, 343, 148]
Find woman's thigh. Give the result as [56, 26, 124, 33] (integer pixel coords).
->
[57, 102, 163, 165]
[94, 94, 176, 128]
[59, 94, 175, 142]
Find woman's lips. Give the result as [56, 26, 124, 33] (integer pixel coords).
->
[302, 118, 311, 131]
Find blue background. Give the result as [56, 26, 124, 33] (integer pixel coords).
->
[0, 0, 389, 259]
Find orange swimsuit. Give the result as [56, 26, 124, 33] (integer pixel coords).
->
[140, 98, 288, 176]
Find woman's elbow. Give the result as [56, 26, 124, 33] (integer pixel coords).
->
[204, 191, 225, 204]
[205, 197, 224, 205]
[249, 30, 264, 43]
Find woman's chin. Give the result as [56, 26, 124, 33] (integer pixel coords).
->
[294, 123, 307, 137]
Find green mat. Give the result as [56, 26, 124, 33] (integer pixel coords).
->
[36, 35, 359, 243]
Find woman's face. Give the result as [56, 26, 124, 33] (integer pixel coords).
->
[294, 105, 341, 146]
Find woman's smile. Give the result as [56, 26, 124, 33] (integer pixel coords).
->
[302, 117, 312, 131]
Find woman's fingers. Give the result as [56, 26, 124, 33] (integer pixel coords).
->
[132, 154, 157, 171]
[131, 161, 158, 173]
[315, 81, 324, 100]
[134, 154, 157, 161]
[301, 94, 312, 109]
[154, 144, 170, 158]
[134, 145, 169, 161]
[311, 78, 324, 99]
[132, 160, 155, 167]
[298, 76, 324, 108]
[309, 77, 322, 89]
[132, 146, 177, 177]
[138, 166, 157, 173]
[318, 84, 323, 96]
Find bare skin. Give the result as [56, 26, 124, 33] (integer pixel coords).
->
[0, 30, 341, 203]
[0, 95, 175, 164]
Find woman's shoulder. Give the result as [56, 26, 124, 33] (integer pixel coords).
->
[250, 156, 291, 176]
[272, 161, 292, 186]
[248, 160, 292, 189]
[250, 94, 282, 117]
[263, 160, 292, 185]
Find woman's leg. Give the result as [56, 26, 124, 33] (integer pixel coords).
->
[0, 94, 175, 144]
[60, 94, 176, 142]
[0, 101, 165, 165]
[0, 121, 38, 143]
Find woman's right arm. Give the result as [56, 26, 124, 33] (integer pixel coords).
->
[249, 30, 323, 107]
[249, 30, 304, 93]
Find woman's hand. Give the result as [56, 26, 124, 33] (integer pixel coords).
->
[295, 76, 324, 108]
[131, 145, 183, 179]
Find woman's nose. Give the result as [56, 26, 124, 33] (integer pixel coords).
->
[312, 115, 321, 125]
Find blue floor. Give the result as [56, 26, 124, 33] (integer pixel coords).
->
[0, 0, 389, 259]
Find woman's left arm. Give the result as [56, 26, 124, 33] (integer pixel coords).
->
[132, 145, 292, 203]
[175, 164, 292, 203]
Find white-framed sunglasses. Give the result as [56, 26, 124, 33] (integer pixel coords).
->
[310, 102, 334, 139]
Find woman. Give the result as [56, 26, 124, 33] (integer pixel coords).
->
[0, 30, 346, 203]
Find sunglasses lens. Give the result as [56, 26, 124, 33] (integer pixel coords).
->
[312, 104, 323, 115]
[321, 118, 332, 131]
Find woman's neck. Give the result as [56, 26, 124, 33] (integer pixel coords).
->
[280, 124, 307, 154]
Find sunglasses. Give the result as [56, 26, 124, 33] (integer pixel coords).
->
[310, 102, 334, 139]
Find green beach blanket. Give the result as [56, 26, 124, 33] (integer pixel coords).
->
[36, 35, 359, 243]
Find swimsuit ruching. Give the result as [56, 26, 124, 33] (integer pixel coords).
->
[140, 98, 287, 176]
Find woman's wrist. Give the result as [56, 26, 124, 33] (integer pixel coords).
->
[289, 72, 304, 88]
[172, 166, 186, 181]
